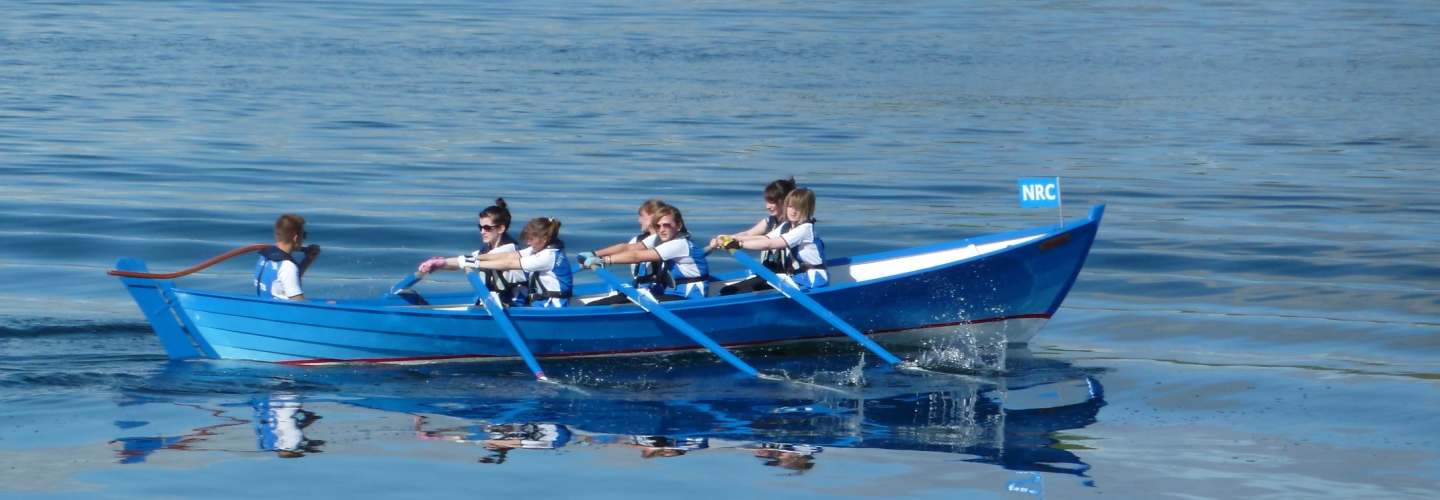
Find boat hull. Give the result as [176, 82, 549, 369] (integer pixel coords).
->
[116, 206, 1104, 365]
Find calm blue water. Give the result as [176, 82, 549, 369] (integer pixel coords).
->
[3, 0, 1438, 497]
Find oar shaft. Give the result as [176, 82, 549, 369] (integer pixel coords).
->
[468, 271, 547, 381]
[727, 251, 905, 366]
[592, 268, 761, 377]
[387, 272, 424, 295]
[107, 244, 271, 279]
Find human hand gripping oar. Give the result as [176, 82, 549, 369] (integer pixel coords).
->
[714, 236, 918, 371]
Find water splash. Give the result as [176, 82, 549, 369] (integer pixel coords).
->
[916, 322, 1009, 375]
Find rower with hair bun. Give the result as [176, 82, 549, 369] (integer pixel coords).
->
[468, 217, 574, 308]
[416, 198, 528, 305]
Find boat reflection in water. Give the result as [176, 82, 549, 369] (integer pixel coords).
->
[349, 347, 1105, 476]
[124, 347, 1104, 477]
[109, 399, 248, 465]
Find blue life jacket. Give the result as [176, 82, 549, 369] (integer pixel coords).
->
[782, 219, 826, 275]
[526, 240, 574, 304]
[254, 246, 296, 298]
[659, 232, 709, 299]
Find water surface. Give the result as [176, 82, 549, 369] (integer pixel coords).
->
[2, 0, 1438, 498]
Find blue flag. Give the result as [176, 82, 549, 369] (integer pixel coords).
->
[1019, 178, 1061, 208]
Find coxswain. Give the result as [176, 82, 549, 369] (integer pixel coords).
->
[254, 214, 320, 301]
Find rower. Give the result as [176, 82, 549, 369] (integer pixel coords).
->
[580, 199, 668, 305]
[713, 177, 796, 295]
[415, 198, 527, 305]
[723, 188, 827, 290]
[468, 217, 574, 307]
[587, 205, 710, 302]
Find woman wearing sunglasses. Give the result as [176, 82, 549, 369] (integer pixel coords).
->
[588, 205, 709, 302]
[416, 198, 527, 305]
[468, 217, 574, 308]
[579, 199, 668, 305]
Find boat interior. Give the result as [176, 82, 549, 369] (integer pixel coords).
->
[401, 230, 1052, 310]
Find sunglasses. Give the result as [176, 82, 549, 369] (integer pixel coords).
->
[656, 222, 677, 230]
[477, 224, 501, 232]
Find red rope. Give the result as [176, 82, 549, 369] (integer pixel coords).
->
[107, 244, 271, 279]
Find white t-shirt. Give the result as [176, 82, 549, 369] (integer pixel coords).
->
[519, 247, 565, 293]
[651, 238, 704, 278]
[270, 260, 303, 299]
[634, 233, 659, 247]
[779, 222, 824, 267]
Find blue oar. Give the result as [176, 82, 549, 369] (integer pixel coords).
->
[590, 267, 762, 378]
[720, 246, 907, 367]
[466, 271, 548, 381]
[386, 272, 424, 295]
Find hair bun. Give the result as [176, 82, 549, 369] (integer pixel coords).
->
[494, 198, 507, 208]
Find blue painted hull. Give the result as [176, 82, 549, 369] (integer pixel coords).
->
[115, 206, 1104, 364]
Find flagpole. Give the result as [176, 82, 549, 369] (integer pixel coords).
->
[1056, 177, 1063, 228]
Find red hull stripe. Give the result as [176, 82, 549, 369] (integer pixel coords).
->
[276, 313, 1052, 366]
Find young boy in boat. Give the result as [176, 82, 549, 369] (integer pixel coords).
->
[578, 199, 668, 305]
[415, 198, 528, 305]
[585, 205, 710, 302]
[254, 213, 320, 301]
[724, 188, 828, 290]
[467, 217, 574, 307]
[711, 177, 796, 295]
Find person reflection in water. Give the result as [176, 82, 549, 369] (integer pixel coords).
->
[578, 434, 709, 459]
[412, 416, 571, 464]
[253, 394, 325, 458]
[747, 443, 821, 473]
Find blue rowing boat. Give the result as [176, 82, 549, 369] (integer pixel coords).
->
[112, 205, 1104, 366]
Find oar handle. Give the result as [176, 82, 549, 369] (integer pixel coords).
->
[107, 244, 272, 279]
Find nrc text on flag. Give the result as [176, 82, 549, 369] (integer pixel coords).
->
[1018, 178, 1061, 208]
